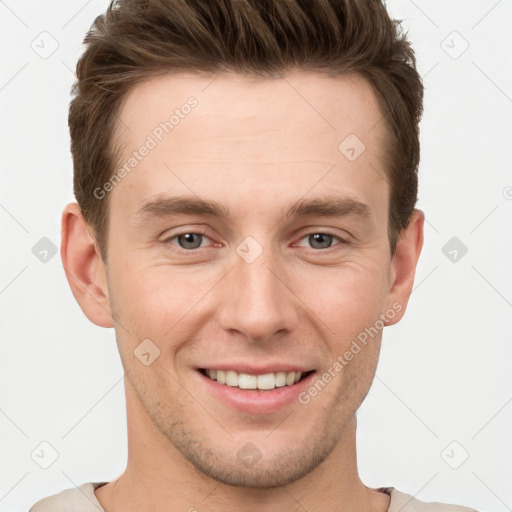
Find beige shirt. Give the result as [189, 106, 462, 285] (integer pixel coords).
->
[29, 482, 478, 511]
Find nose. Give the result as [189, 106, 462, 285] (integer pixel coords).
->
[218, 244, 299, 343]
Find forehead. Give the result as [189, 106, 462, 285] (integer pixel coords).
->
[111, 70, 389, 216]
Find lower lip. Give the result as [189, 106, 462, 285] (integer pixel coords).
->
[197, 371, 315, 414]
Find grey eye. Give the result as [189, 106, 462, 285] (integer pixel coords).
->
[177, 233, 204, 249]
[308, 233, 334, 249]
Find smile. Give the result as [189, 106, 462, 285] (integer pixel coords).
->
[201, 369, 312, 390]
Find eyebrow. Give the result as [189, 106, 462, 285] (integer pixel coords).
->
[134, 194, 371, 224]
[286, 196, 370, 220]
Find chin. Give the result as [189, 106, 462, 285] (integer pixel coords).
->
[165, 421, 341, 489]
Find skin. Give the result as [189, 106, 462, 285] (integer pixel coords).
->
[61, 70, 424, 512]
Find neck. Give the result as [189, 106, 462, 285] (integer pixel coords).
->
[95, 383, 389, 512]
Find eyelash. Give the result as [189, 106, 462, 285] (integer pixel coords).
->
[164, 230, 346, 252]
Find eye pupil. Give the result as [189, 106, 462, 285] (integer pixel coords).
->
[178, 233, 202, 249]
[309, 233, 333, 249]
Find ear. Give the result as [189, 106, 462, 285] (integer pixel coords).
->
[385, 209, 424, 326]
[60, 203, 114, 328]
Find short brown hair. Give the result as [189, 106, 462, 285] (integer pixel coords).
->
[69, 0, 423, 259]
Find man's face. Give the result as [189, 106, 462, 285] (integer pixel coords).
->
[103, 71, 402, 487]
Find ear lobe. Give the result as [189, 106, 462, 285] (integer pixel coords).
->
[60, 202, 114, 328]
[385, 209, 424, 326]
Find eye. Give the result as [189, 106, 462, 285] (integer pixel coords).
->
[168, 232, 212, 250]
[296, 232, 344, 250]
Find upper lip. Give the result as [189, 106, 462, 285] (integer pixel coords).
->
[197, 364, 314, 374]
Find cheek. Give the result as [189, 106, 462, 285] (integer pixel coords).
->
[107, 259, 218, 345]
[311, 268, 387, 408]
[305, 261, 390, 340]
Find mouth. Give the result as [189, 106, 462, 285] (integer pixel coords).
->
[199, 368, 314, 391]
[196, 366, 317, 414]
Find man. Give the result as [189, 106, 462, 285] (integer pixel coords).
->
[30, 0, 477, 510]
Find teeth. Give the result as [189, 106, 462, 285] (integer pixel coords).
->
[275, 372, 287, 387]
[239, 373, 257, 389]
[206, 369, 217, 380]
[204, 369, 304, 390]
[257, 373, 275, 390]
[225, 370, 239, 387]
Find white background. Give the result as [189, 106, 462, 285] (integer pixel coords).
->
[0, 0, 511, 510]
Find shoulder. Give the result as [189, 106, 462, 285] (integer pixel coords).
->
[29, 482, 107, 512]
[387, 488, 479, 512]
